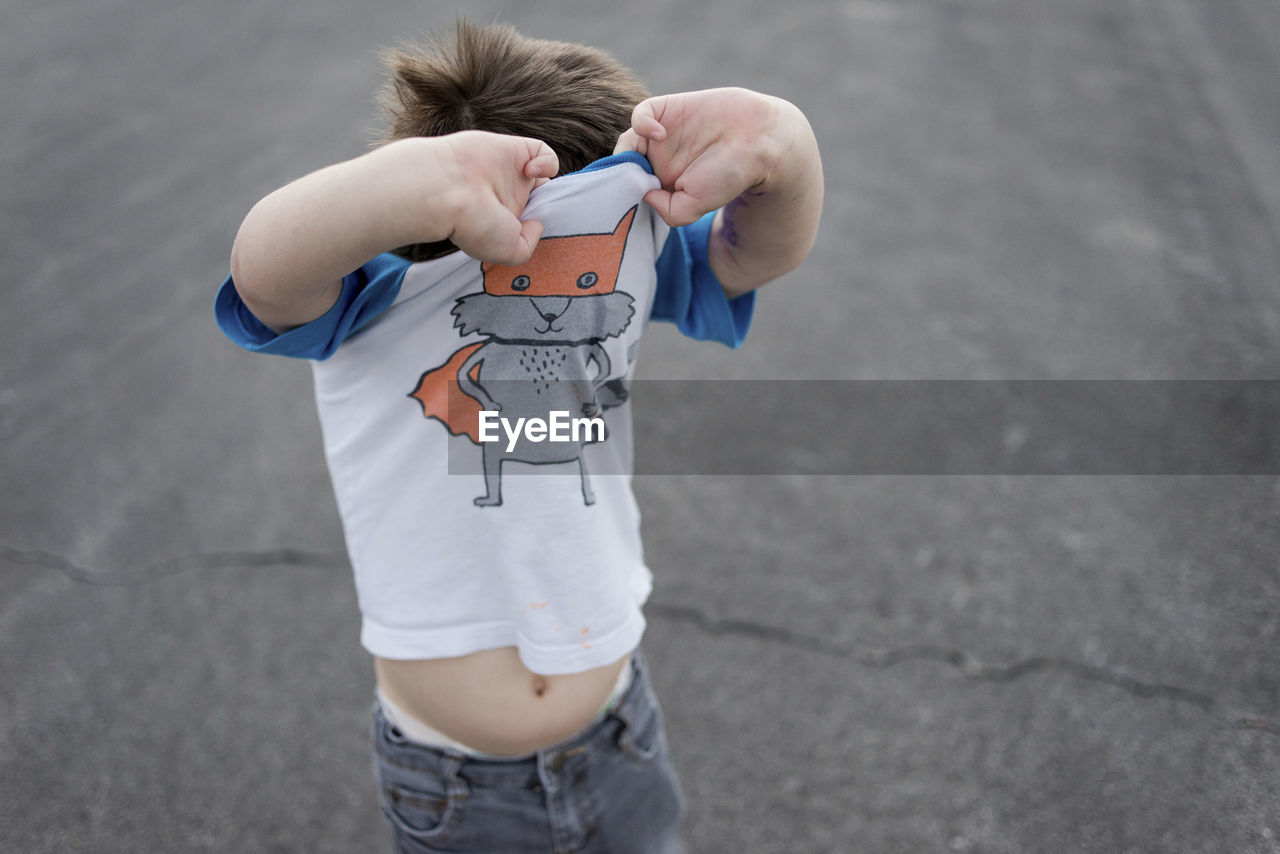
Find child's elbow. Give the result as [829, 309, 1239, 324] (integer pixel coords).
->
[228, 236, 266, 311]
[227, 235, 292, 331]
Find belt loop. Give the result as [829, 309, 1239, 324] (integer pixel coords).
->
[536, 748, 558, 792]
[440, 752, 469, 801]
[439, 752, 465, 778]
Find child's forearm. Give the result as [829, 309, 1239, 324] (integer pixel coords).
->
[230, 138, 441, 331]
[229, 133, 557, 331]
[707, 98, 823, 297]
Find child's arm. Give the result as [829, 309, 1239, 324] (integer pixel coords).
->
[615, 87, 823, 298]
[229, 132, 559, 331]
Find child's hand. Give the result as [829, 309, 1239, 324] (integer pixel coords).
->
[431, 131, 560, 264]
[615, 87, 823, 294]
[614, 88, 793, 227]
[230, 131, 558, 331]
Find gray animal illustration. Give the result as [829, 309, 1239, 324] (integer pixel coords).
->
[448, 206, 639, 506]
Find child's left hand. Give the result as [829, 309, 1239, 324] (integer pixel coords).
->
[615, 87, 823, 293]
[614, 87, 791, 226]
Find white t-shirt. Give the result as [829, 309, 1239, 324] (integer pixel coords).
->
[215, 153, 754, 674]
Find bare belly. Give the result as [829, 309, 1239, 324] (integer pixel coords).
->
[374, 647, 630, 756]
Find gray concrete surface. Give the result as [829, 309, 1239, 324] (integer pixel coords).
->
[2, 0, 1278, 851]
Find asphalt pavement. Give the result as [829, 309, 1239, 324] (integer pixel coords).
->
[2, 0, 1278, 852]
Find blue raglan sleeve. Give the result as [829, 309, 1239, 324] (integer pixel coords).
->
[650, 211, 755, 348]
[214, 253, 411, 360]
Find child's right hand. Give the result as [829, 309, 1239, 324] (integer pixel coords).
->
[230, 130, 558, 331]
[425, 131, 560, 265]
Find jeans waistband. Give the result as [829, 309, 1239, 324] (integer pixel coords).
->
[373, 649, 653, 789]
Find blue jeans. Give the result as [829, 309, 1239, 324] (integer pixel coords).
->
[371, 651, 686, 853]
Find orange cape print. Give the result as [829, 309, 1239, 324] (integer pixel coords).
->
[408, 342, 485, 444]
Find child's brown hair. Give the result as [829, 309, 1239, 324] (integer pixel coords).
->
[380, 20, 651, 261]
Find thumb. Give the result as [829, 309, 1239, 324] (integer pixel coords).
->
[613, 128, 646, 156]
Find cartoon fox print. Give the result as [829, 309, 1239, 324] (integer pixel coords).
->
[409, 206, 638, 507]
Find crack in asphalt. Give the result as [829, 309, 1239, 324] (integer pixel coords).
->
[0, 545, 349, 586]
[645, 601, 1278, 736]
[4, 545, 1276, 736]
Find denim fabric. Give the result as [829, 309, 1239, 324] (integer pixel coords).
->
[371, 651, 686, 853]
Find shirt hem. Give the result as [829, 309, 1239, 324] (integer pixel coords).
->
[360, 609, 646, 676]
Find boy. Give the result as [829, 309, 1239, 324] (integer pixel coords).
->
[216, 20, 822, 854]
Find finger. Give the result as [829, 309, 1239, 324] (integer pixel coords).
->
[484, 218, 543, 265]
[643, 187, 703, 227]
[629, 98, 667, 142]
[456, 211, 541, 266]
[511, 218, 545, 261]
[665, 191, 707, 227]
[642, 188, 675, 224]
[523, 141, 559, 180]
